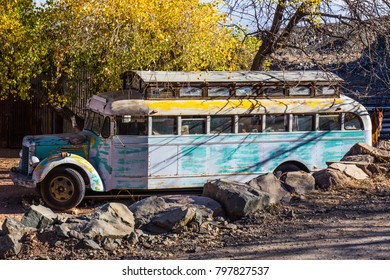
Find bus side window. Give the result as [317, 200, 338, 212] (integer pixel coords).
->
[319, 114, 341, 131]
[152, 117, 177, 135]
[208, 87, 230, 97]
[265, 115, 288, 132]
[210, 116, 233, 134]
[181, 117, 206, 135]
[238, 115, 262, 133]
[116, 116, 147, 135]
[317, 86, 336, 96]
[292, 115, 314, 131]
[344, 113, 363, 130]
[263, 87, 284, 97]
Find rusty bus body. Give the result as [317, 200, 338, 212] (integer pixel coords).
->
[10, 71, 371, 210]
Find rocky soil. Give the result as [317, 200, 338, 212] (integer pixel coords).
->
[1, 149, 390, 260]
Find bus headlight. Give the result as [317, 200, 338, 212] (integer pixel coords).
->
[29, 156, 40, 168]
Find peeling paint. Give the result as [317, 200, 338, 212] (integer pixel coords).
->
[32, 153, 104, 192]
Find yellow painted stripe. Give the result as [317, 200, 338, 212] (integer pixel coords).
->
[146, 98, 344, 113]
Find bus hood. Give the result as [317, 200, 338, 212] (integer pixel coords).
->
[22, 133, 90, 160]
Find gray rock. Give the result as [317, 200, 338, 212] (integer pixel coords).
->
[81, 239, 101, 250]
[353, 163, 383, 177]
[280, 171, 316, 194]
[0, 234, 22, 258]
[162, 195, 225, 219]
[143, 206, 197, 234]
[341, 154, 375, 163]
[313, 168, 348, 190]
[343, 142, 390, 163]
[203, 179, 270, 221]
[129, 196, 167, 229]
[55, 202, 135, 240]
[20, 204, 58, 229]
[247, 173, 291, 203]
[129, 195, 225, 233]
[102, 239, 119, 251]
[329, 163, 369, 180]
[2, 217, 35, 236]
[127, 231, 139, 245]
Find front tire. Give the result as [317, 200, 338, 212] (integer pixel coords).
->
[40, 167, 86, 211]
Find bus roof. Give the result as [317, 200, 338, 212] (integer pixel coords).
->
[123, 70, 343, 84]
[87, 91, 368, 117]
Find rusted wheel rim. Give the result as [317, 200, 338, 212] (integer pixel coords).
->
[49, 176, 74, 201]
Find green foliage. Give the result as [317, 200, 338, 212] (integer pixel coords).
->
[0, 0, 261, 104]
[0, 0, 45, 101]
[40, 0, 260, 105]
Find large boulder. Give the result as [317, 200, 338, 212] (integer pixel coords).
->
[279, 171, 316, 195]
[20, 204, 58, 229]
[247, 173, 290, 203]
[129, 195, 225, 233]
[55, 202, 135, 240]
[344, 143, 390, 163]
[203, 179, 270, 221]
[143, 206, 197, 234]
[162, 195, 225, 220]
[328, 163, 369, 180]
[128, 196, 168, 229]
[313, 168, 348, 190]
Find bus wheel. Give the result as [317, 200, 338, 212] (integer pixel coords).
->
[40, 167, 86, 211]
[273, 163, 304, 178]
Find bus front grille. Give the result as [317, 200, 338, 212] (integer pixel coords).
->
[21, 146, 29, 175]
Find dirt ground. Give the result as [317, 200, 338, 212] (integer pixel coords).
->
[1, 148, 390, 260]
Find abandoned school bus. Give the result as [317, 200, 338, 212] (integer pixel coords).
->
[10, 70, 372, 210]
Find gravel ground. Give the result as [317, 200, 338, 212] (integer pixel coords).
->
[1, 149, 390, 260]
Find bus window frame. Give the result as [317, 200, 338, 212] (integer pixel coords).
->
[318, 113, 342, 131]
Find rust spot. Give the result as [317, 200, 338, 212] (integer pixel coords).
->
[69, 134, 87, 145]
[61, 152, 70, 158]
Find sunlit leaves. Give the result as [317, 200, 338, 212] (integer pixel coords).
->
[1, 0, 260, 104]
[0, 0, 44, 101]
[41, 0, 259, 102]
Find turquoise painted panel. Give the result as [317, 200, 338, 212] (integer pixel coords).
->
[178, 145, 207, 175]
[208, 143, 261, 174]
[106, 130, 365, 190]
[115, 145, 148, 177]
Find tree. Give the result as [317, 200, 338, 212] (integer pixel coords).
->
[39, 0, 260, 105]
[0, 0, 45, 101]
[224, 0, 390, 95]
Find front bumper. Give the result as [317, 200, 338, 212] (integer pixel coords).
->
[9, 168, 35, 189]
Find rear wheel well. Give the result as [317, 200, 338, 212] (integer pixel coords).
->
[273, 161, 309, 175]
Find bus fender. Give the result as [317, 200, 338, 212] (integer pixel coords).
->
[32, 153, 104, 192]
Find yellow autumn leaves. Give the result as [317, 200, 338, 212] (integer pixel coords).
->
[38, 0, 261, 105]
[1, 0, 324, 104]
